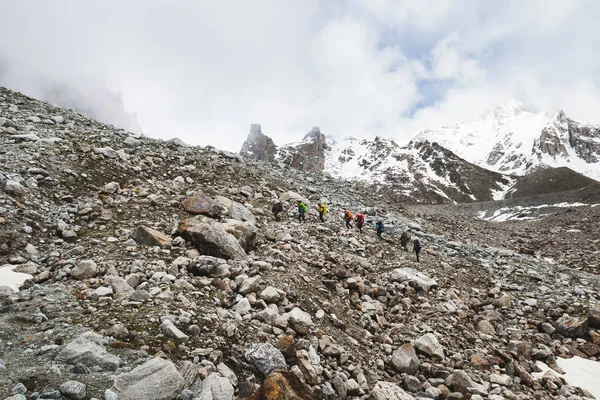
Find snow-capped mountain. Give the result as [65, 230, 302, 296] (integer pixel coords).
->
[413, 104, 600, 181]
[325, 135, 512, 203]
[239, 125, 511, 203]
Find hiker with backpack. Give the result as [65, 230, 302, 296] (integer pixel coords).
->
[271, 200, 283, 221]
[298, 201, 307, 223]
[343, 210, 353, 229]
[413, 237, 422, 262]
[318, 203, 328, 222]
[375, 221, 384, 237]
[401, 230, 411, 251]
[355, 213, 365, 233]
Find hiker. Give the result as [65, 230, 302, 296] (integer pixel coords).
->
[375, 221, 384, 237]
[413, 237, 422, 262]
[401, 230, 411, 251]
[271, 200, 283, 221]
[343, 210, 353, 228]
[318, 203, 328, 222]
[298, 201, 307, 223]
[355, 213, 365, 233]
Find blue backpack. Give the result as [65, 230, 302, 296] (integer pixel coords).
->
[376, 222, 384, 231]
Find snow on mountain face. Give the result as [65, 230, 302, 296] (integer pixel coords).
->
[414, 104, 600, 181]
[324, 136, 510, 203]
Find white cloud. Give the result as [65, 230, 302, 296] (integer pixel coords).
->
[0, 0, 599, 150]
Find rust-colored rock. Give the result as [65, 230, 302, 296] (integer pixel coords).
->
[247, 371, 313, 400]
[131, 226, 172, 249]
[276, 335, 296, 359]
[182, 193, 222, 217]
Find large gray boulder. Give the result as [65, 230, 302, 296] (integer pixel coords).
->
[221, 219, 257, 252]
[177, 215, 247, 260]
[245, 343, 287, 376]
[371, 382, 416, 400]
[197, 373, 234, 400]
[70, 260, 98, 280]
[392, 343, 420, 374]
[108, 357, 184, 400]
[389, 268, 437, 291]
[228, 202, 256, 225]
[55, 332, 121, 371]
[414, 333, 445, 360]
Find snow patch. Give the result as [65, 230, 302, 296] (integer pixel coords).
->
[556, 357, 600, 399]
[0, 265, 33, 292]
[477, 202, 592, 222]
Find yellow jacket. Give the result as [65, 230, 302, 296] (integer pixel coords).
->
[318, 204, 328, 214]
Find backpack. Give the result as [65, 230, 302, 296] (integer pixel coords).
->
[376, 221, 384, 231]
[299, 203, 307, 213]
[413, 238, 421, 251]
[272, 202, 283, 213]
[345, 211, 353, 220]
[356, 214, 365, 222]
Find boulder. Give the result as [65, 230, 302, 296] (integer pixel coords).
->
[588, 304, 600, 329]
[248, 371, 313, 400]
[59, 381, 86, 400]
[182, 193, 222, 217]
[101, 181, 120, 194]
[70, 260, 98, 280]
[392, 343, 420, 374]
[553, 314, 588, 338]
[160, 320, 189, 342]
[55, 332, 121, 371]
[3, 180, 25, 197]
[229, 202, 256, 225]
[188, 256, 228, 276]
[476, 320, 496, 336]
[221, 219, 257, 252]
[238, 276, 261, 295]
[245, 343, 287, 376]
[108, 357, 184, 400]
[389, 268, 437, 291]
[414, 333, 445, 360]
[371, 382, 416, 400]
[178, 215, 247, 260]
[288, 307, 313, 335]
[131, 226, 172, 249]
[445, 370, 488, 396]
[198, 372, 234, 400]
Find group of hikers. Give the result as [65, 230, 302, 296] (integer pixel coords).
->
[271, 199, 422, 262]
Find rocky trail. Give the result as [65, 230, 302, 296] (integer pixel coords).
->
[1, 86, 600, 400]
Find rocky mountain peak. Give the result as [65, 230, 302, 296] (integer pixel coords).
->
[239, 124, 277, 162]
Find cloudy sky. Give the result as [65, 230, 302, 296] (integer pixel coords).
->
[1, 0, 599, 150]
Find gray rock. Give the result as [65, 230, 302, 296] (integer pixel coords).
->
[188, 256, 227, 276]
[108, 357, 184, 400]
[51, 115, 65, 124]
[389, 268, 437, 291]
[105, 276, 134, 296]
[244, 343, 287, 376]
[71, 260, 98, 280]
[232, 298, 251, 314]
[221, 219, 257, 252]
[94, 147, 118, 158]
[55, 332, 121, 371]
[123, 137, 141, 147]
[288, 307, 313, 334]
[59, 380, 87, 400]
[238, 276, 261, 295]
[3, 180, 25, 197]
[161, 320, 189, 342]
[392, 343, 420, 374]
[446, 370, 487, 396]
[101, 181, 120, 194]
[197, 372, 235, 400]
[414, 333, 445, 360]
[11, 383, 27, 395]
[476, 320, 496, 335]
[371, 382, 416, 400]
[260, 286, 281, 303]
[228, 202, 256, 225]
